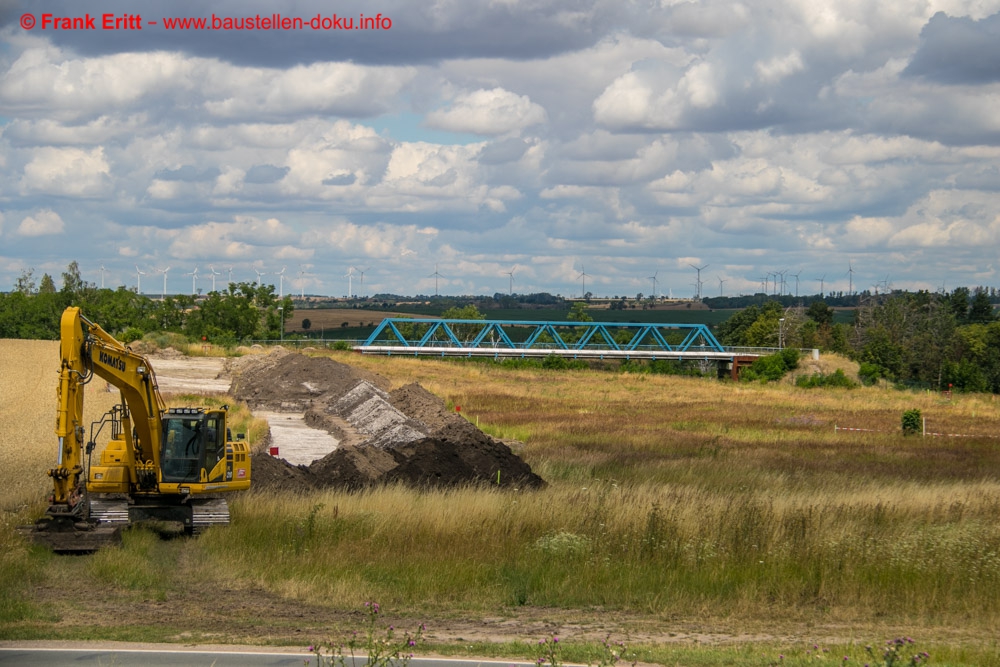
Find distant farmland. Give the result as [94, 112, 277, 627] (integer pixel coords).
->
[284, 309, 434, 334]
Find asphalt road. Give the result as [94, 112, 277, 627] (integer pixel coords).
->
[0, 647, 538, 667]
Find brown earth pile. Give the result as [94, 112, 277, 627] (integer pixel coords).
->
[230, 350, 544, 492]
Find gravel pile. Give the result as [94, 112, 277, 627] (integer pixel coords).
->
[230, 351, 544, 491]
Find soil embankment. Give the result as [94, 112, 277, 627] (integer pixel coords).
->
[228, 349, 544, 491]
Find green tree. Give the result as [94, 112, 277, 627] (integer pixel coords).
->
[567, 301, 593, 322]
[440, 304, 485, 342]
[38, 274, 57, 295]
[14, 269, 36, 295]
[949, 286, 970, 324]
[968, 287, 995, 324]
[806, 300, 834, 325]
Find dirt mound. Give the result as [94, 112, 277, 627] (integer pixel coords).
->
[229, 348, 388, 411]
[236, 352, 545, 491]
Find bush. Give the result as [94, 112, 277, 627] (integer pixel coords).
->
[119, 326, 144, 344]
[858, 362, 884, 386]
[795, 369, 856, 389]
[780, 347, 800, 370]
[901, 408, 922, 436]
[742, 352, 790, 382]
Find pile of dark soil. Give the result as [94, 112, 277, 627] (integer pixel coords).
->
[232, 351, 544, 491]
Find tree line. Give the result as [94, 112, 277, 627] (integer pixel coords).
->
[0, 262, 293, 346]
[716, 287, 999, 392]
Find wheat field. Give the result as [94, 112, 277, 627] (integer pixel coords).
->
[0, 339, 121, 512]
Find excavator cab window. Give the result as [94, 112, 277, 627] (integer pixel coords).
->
[161, 416, 207, 482]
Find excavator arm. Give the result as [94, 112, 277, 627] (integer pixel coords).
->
[51, 306, 167, 509]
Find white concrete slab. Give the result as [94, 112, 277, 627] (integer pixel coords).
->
[255, 410, 340, 466]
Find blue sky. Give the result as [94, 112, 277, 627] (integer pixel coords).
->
[2, 0, 1000, 299]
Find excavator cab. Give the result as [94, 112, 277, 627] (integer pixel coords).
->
[160, 408, 227, 483]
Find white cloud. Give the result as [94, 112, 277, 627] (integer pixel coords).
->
[425, 88, 547, 135]
[18, 209, 64, 236]
[20, 147, 110, 196]
[755, 50, 805, 84]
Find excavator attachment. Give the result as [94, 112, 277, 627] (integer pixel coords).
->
[23, 515, 123, 554]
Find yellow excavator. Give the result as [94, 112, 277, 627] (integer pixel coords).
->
[29, 307, 251, 552]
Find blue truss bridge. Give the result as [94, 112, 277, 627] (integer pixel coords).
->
[357, 319, 771, 375]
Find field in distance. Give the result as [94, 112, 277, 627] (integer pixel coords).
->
[2, 339, 1000, 666]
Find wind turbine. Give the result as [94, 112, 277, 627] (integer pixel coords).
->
[254, 266, 265, 288]
[689, 264, 708, 300]
[226, 266, 235, 287]
[357, 267, 370, 297]
[184, 267, 199, 295]
[648, 271, 659, 299]
[791, 270, 802, 298]
[577, 266, 590, 298]
[135, 265, 146, 294]
[847, 261, 855, 295]
[344, 266, 355, 298]
[718, 276, 727, 297]
[98, 263, 107, 289]
[208, 265, 221, 292]
[157, 266, 171, 299]
[815, 275, 826, 297]
[297, 265, 311, 299]
[505, 266, 516, 295]
[275, 266, 286, 298]
[775, 269, 787, 296]
[429, 264, 444, 297]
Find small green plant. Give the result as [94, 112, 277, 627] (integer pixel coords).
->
[796, 369, 856, 388]
[331, 340, 353, 351]
[901, 409, 922, 436]
[593, 635, 637, 667]
[310, 601, 424, 667]
[535, 634, 562, 667]
[865, 637, 930, 666]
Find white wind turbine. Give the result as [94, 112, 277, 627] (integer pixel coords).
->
[209, 265, 221, 292]
[505, 266, 516, 295]
[254, 266, 265, 288]
[226, 266, 235, 288]
[157, 266, 171, 299]
[344, 266, 355, 298]
[356, 267, 370, 297]
[274, 266, 286, 298]
[135, 265, 146, 294]
[98, 263, 107, 289]
[648, 270, 659, 299]
[297, 265, 312, 299]
[184, 267, 199, 295]
[429, 264, 444, 297]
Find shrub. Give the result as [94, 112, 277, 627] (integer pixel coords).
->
[119, 326, 144, 344]
[742, 352, 791, 382]
[795, 369, 856, 389]
[859, 362, 884, 386]
[901, 408, 922, 436]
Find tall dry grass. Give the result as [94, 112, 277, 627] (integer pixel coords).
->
[191, 351, 1000, 630]
[5, 343, 1000, 645]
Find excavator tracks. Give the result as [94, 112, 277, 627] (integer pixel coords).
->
[88, 498, 130, 526]
[191, 498, 230, 534]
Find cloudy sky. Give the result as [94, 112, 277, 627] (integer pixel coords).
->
[2, 0, 1000, 299]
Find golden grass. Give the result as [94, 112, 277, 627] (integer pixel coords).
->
[0, 340, 121, 512]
